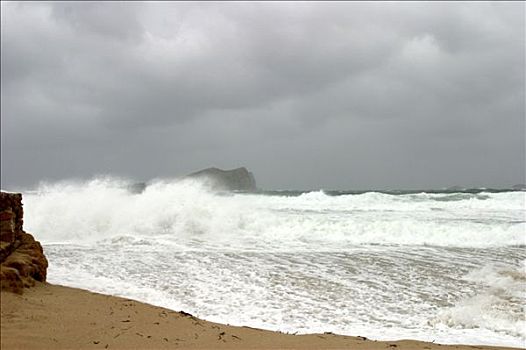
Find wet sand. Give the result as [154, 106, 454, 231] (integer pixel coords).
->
[1, 283, 521, 350]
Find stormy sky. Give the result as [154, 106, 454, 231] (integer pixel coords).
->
[1, 1, 524, 190]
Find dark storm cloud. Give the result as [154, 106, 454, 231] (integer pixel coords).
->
[1, 1, 524, 189]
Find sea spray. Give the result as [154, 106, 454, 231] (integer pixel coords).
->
[22, 177, 525, 249]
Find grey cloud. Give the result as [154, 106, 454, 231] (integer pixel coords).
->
[1, 1, 524, 189]
[50, 2, 145, 42]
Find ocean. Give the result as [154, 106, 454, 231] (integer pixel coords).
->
[17, 177, 526, 347]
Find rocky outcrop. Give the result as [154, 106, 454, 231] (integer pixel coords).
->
[187, 167, 257, 192]
[0, 192, 48, 293]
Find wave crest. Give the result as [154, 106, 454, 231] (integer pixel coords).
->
[21, 177, 525, 249]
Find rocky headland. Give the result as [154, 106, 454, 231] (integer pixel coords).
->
[0, 191, 48, 293]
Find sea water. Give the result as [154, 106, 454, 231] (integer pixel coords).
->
[16, 177, 526, 347]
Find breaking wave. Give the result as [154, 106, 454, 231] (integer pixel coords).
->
[431, 261, 526, 339]
[20, 177, 525, 250]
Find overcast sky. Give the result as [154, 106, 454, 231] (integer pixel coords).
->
[1, 1, 524, 190]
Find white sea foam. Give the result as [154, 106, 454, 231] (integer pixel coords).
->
[22, 177, 525, 249]
[431, 261, 526, 339]
[16, 177, 526, 347]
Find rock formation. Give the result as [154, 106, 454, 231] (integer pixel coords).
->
[186, 167, 257, 192]
[0, 192, 48, 293]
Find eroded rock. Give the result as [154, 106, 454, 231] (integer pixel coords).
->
[0, 192, 48, 293]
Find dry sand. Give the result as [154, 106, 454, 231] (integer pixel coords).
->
[1, 283, 521, 350]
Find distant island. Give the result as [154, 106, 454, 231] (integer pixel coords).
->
[186, 167, 257, 192]
[128, 167, 257, 193]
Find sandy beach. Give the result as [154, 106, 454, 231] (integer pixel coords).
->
[1, 283, 521, 350]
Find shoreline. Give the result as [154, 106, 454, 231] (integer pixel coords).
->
[1, 283, 522, 350]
